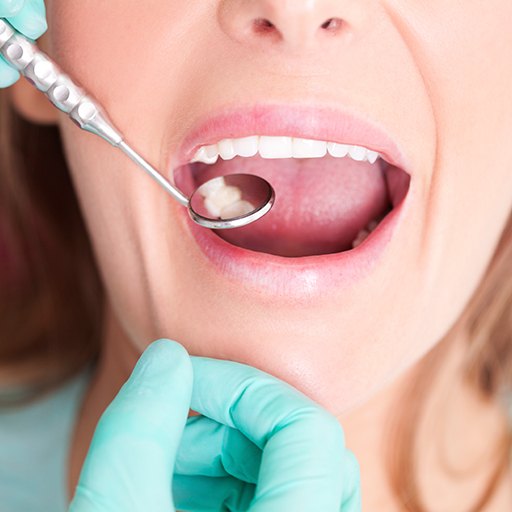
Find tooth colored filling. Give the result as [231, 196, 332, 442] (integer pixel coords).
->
[199, 180, 256, 220]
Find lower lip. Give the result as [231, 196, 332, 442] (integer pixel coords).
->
[179, 188, 411, 301]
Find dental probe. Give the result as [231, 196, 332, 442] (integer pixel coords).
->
[0, 19, 274, 229]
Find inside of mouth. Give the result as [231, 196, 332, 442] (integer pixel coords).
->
[174, 155, 410, 257]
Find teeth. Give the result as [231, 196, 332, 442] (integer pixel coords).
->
[218, 139, 236, 160]
[203, 184, 242, 218]
[205, 145, 218, 160]
[348, 145, 368, 162]
[259, 136, 293, 159]
[198, 177, 255, 219]
[327, 142, 350, 158]
[192, 146, 218, 165]
[198, 176, 226, 197]
[351, 218, 381, 249]
[233, 136, 259, 158]
[292, 138, 327, 158]
[367, 150, 379, 165]
[190, 136, 382, 165]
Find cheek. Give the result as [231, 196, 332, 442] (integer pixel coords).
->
[406, 3, 512, 336]
[48, 3, 146, 94]
[45, 2, 192, 342]
[46, 2, 191, 142]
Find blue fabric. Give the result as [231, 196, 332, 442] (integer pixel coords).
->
[0, 369, 91, 512]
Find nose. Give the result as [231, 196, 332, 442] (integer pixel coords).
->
[218, 0, 347, 52]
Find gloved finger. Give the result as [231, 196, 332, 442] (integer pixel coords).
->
[0, 0, 25, 18]
[0, 54, 19, 86]
[340, 449, 361, 511]
[191, 358, 348, 511]
[69, 339, 193, 512]
[172, 473, 256, 512]
[175, 415, 262, 484]
[4, 0, 47, 40]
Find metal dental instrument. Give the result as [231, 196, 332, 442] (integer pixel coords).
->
[0, 19, 274, 229]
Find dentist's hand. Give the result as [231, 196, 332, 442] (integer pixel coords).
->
[69, 339, 361, 512]
[0, 0, 47, 87]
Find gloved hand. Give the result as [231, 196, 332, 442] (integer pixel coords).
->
[0, 0, 47, 87]
[69, 339, 361, 512]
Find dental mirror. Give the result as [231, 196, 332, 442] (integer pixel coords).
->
[189, 174, 275, 229]
[0, 19, 275, 229]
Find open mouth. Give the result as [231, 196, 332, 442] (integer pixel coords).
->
[174, 136, 410, 258]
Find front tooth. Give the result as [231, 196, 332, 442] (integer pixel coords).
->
[349, 145, 368, 162]
[327, 142, 350, 158]
[292, 138, 327, 158]
[233, 136, 259, 158]
[259, 136, 293, 159]
[218, 139, 236, 160]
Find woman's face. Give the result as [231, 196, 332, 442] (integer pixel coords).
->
[44, 1, 512, 415]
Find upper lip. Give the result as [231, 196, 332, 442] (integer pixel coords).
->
[167, 103, 412, 174]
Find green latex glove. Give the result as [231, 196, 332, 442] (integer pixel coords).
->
[69, 339, 361, 511]
[0, 0, 47, 87]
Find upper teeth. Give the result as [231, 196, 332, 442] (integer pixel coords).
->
[190, 136, 381, 165]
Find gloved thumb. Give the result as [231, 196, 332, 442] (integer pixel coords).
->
[69, 339, 193, 512]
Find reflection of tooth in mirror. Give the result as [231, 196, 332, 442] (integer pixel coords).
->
[204, 197, 222, 218]
[198, 176, 226, 198]
[220, 199, 256, 220]
[203, 184, 243, 218]
[189, 173, 274, 228]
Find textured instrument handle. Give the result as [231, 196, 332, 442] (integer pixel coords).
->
[0, 19, 122, 146]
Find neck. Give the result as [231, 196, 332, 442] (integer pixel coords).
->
[67, 304, 512, 510]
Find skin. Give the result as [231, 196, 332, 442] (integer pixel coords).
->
[9, 0, 512, 509]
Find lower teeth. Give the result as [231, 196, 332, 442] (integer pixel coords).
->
[351, 218, 380, 249]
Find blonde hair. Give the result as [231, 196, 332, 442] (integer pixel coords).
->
[0, 89, 510, 510]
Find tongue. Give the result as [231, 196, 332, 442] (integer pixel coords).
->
[190, 155, 390, 257]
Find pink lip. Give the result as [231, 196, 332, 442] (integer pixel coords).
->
[168, 103, 412, 173]
[180, 194, 408, 300]
[168, 103, 413, 300]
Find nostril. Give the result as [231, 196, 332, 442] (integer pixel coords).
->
[250, 15, 344, 44]
[320, 17, 343, 32]
[253, 18, 276, 34]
